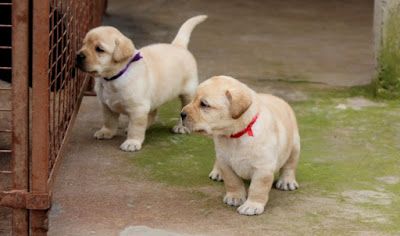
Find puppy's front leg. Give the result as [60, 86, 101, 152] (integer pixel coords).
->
[120, 108, 149, 152]
[219, 160, 246, 207]
[209, 160, 223, 182]
[94, 103, 119, 139]
[237, 170, 274, 216]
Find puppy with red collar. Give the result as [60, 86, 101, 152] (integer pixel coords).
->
[181, 76, 300, 215]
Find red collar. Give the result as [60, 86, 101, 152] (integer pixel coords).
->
[230, 114, 259, 139]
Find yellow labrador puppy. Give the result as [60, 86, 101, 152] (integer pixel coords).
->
[181, 76, 300, 215]
[76, 15, 207, 151]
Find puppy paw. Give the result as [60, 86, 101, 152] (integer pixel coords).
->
[94, 128, 116, 139]
[237, 200, 265, 216]
[209, 168, 223, 182]
[120, 139, 142, 152]
[275, 177, 299, 191]
[223, 192, 246, 207]
[172, 124, 190, 134]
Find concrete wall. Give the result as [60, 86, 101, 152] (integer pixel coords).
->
[373, 0, 400, 98]
[373, 0, 400, 65]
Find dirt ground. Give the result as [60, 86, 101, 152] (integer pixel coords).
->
[43, 0, 396, 235]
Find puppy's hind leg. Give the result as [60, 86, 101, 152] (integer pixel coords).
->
[94, 103, 119, 139]
[275, 143, 300, 191]
[147, 109, 158, 128]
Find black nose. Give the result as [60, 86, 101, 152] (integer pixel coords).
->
[76, 52, 86, 64]
[180, 112, 187, 120]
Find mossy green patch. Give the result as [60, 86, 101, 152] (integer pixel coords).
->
[124, 84, 400, 233]
[375, 4, 400, 98]
[293, 96, 400, 233]
[127, 100, 217, 187]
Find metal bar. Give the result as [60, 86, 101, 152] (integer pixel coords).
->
[0, 190, 50, 210]
[11, 0, 30, 235]
[0, 129, 12, 133]
[31, 0, 50, 234]
[49, 2, 56, 163]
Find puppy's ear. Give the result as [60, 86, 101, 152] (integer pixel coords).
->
[113, 36, 135, 62]
[225, 89, 252, 119]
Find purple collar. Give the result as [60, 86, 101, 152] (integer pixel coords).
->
[103, 52, 143, 81]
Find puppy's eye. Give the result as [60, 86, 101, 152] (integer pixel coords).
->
[200, 100, 210, 108]
[95, 46, 104, 53]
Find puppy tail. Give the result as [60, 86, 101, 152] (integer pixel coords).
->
[172, 15, 207, 48]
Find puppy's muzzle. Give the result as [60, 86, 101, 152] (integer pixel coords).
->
[180, 111, 187, 121]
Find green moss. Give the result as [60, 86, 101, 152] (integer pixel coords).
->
[126, 99, 217, 187]
[375, 4, 400, 98]
[294, 97, 400, 233]
[122, 84, 400, 233]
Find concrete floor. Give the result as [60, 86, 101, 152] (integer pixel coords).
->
[103, 0, 375, 86]
[47, 0, 387, 235]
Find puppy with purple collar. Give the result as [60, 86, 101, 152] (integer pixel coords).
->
[181, 76, 300, 215]
[76, 15, 207, 151]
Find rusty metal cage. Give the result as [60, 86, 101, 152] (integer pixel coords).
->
[0, 0, 105, 235]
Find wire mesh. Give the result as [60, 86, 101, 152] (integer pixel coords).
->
[0, 0, 105, 234]
[0, 1, 13, 234]
[0, 0, 13, 191]
[47, 0, 105, 174]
